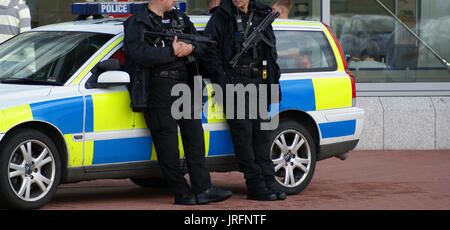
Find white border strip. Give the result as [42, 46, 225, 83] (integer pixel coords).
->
[73, 122, 230, 142]
[81, 128, 150, 142]
[203, 122, 229, 132]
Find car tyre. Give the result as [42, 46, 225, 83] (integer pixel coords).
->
[0, 129, 61, 210]
[269, 120, 317, 195]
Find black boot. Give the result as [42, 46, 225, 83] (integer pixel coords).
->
[195, 187, 233, 204]
[174, 193, 196, 205]
[273, 190, 287, 200]
[265, 177, 287, 200]
[247, 191, 277, 201]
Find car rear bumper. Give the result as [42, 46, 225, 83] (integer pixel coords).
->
[308, 107, 364, 142]
[317, 139, 359, 161]
[307, 107, 364, 160]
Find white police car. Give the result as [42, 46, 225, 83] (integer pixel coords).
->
[0, 3, 364, 210]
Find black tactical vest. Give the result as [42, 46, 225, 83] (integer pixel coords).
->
[147, 10, 189, 73]
[234, 10, 266, 64]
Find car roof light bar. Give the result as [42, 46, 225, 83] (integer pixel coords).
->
[72, 1, 187, 16]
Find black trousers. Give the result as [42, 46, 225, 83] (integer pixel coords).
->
[144, 77, 212, 195]
[224, 79, 276, 194]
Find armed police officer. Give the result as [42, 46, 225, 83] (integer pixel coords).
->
[123, 0, 232, 205]
[203, 0, 286, 201]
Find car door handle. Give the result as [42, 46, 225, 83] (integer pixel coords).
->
[73, 134, 84, 140]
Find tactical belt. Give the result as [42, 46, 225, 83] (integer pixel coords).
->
[155, 70, 189, 81]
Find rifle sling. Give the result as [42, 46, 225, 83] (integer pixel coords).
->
[243, 10, 254, 40]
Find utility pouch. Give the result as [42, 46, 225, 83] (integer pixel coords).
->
[129, 65, 150, 112]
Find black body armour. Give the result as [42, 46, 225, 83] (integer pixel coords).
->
[147, 10, 189, 73]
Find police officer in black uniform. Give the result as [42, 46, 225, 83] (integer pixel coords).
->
[123, 0, 232, 205]
[203, 0, 286, 201]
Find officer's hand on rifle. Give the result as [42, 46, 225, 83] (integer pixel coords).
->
[172, 36, 194, 58]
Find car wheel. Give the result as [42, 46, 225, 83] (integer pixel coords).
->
[270, 120, 316, 195]
[0, 129, 61, 210]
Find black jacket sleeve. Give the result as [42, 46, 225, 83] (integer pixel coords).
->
[265, 23, 281, 85]
[202, 14, 230, 88]
[181, 14, 207, 57]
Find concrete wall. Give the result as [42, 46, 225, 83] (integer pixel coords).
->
[355, 97, 450, 150]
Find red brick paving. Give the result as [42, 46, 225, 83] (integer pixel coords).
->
[43, 150, 450, 210]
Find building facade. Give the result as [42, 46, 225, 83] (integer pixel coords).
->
[24, 0, 450, 150]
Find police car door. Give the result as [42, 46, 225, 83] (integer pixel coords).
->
[77, 37, 150, 166]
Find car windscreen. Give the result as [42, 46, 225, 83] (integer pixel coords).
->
[0, 31, 113, 85]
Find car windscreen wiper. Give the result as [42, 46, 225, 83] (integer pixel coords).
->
[0, 78, 64, 86]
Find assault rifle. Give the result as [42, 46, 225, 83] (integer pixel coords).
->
[229, 11, 280, 68]
[145, 31, 217, 63]
[144, 31, 217, 45]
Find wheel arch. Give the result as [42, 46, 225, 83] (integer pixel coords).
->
[276, 109, 320, 151]
[0, 121, 69, 183]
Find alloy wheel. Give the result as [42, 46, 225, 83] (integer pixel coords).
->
[271, 129, 312, 188]
[8, 140, 56, 202]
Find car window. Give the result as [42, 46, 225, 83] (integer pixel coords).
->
[0, 32, 113, 85]
[275, 30, 337, 73]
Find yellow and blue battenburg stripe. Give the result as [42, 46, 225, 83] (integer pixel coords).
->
[279, 77, 356, 138]
[200, 84, 235, 156]
[0, 105, 33, 133]
[276, 26, 356, 139]
[319, 120, 356, 138]
[91, 136, 152, 164]
[0, 76, 355, 166]
[279, 77, 352, 112]
[82, 89, 231, 165]
[0, 98, 86, 166]
[83, 94, 152, 165]
[30, 97, 85, 134]
[31, 97, 89, 167]
[207, 130, 235, 156]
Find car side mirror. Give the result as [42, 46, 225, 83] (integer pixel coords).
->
[87, 59, 127, 88]
[90, 70, 130, 88]
[90, 59, 121, 77]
